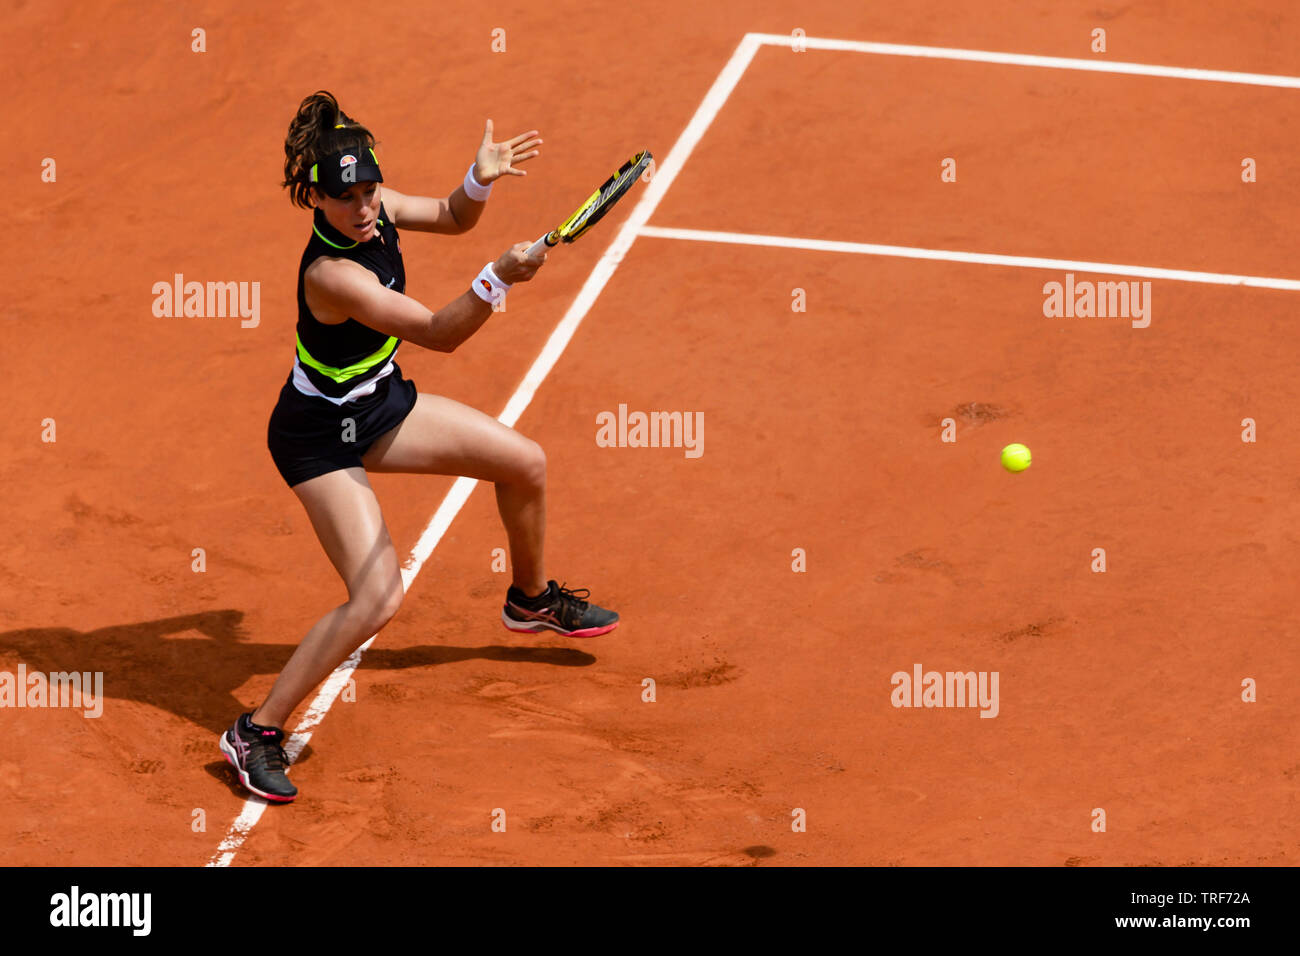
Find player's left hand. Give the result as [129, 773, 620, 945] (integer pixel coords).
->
[474, 120, 542, 182]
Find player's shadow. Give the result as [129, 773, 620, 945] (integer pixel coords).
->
[0, 609, 594, 735]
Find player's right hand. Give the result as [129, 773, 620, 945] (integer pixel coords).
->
[495, 242, 546, 283]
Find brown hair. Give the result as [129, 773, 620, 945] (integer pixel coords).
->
[282, 91, 377, 208]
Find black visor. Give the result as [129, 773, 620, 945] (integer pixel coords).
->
[310, 146, 383, 198]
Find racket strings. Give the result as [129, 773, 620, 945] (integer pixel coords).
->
[564, 152, 652, 240]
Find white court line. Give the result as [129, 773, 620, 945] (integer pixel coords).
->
[206, 32, 765, 868]
[748, 32, 1300, 88]
[637, 226, 1300, 290]
[209, 29, 1298, 866]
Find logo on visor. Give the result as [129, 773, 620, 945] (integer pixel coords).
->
[340, 154, 358, 167]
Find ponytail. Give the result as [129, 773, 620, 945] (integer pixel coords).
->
[282, 90, 377, 208]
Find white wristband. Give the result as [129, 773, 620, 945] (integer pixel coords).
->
[463, 164, 493, 202]
[470, 263, 511, 305]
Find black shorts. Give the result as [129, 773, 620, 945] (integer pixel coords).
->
[267, 365, 418, 488]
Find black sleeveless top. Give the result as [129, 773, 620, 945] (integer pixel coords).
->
[293, 203, 407, 399]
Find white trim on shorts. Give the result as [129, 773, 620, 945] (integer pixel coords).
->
[291, 357, 395, 405]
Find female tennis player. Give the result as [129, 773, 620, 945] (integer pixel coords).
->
[219, 91, 619, 803]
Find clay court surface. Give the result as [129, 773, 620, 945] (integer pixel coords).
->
[5, 1, 1299, 866]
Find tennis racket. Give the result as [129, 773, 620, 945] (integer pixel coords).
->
[526, 150, 653, 257]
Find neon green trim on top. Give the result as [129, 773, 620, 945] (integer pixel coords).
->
[296, 333, 398, 384]
[312, 222, 358, 250]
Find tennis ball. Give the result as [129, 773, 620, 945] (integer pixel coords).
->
[1001, 443, 1032, 473]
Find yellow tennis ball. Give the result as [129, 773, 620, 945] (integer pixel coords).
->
[1001, 443, 1031, 473]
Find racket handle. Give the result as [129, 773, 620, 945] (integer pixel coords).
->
[526, 235, 551, 258]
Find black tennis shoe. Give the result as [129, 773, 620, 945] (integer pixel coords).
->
[219, 713, 298, 803]
[502, 580, 619, 638]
